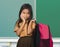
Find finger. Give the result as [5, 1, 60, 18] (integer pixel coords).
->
[31, 19, 35, 21]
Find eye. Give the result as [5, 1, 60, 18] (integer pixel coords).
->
[27, 12, 30, 14]
[23, 12, 25, 14]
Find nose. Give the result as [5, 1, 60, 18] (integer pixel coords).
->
[24, 14, 27, 19]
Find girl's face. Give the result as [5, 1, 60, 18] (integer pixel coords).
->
[20, 9, 30, 20]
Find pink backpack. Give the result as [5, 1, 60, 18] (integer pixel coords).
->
[38, 23, 53, 47]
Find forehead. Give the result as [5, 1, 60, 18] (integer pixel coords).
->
[22, 9, 29, 12]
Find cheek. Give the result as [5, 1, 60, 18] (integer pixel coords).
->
[20, 13, 24, 17]
[27, 15, 30, 18]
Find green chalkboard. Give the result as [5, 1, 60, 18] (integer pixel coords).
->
[36, 0, 60, 37]
[0, 0, 36, 37]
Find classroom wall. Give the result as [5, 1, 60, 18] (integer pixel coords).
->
[0, 0, 36, 37]
[0, 0, 60, 37]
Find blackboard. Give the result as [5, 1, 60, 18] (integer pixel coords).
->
[36, 0, 60, 37]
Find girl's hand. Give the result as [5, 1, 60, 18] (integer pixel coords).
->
[29, 19, 36, 26]
[20, 15, 25, 22]
[30, 19, 36, 29]
[27, 19, 36, 34]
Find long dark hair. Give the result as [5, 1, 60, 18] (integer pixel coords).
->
[16, 4, 33, 27]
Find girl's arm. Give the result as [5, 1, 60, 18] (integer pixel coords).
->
[27, 20, 36, 35]
[14, 21, 25, 36]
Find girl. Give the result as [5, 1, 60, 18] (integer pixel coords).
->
[14, 4, 36, 47]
